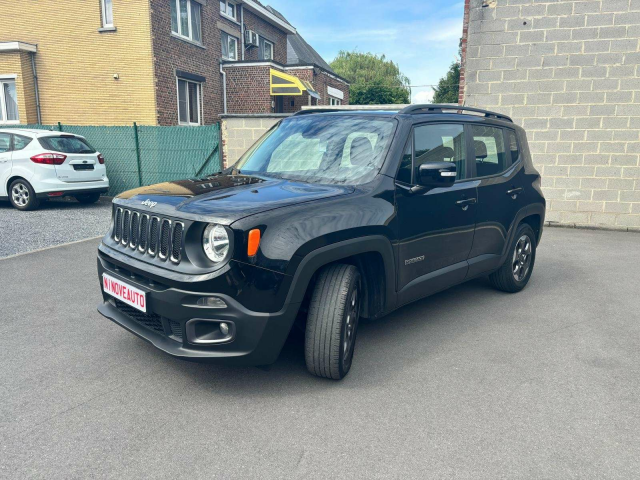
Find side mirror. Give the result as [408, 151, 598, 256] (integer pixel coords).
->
[417, 162, 457, 189]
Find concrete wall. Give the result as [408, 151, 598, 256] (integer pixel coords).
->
[462, 0, 640, 231]
[221, 114, 288, 167]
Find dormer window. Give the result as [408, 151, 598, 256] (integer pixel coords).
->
[220, 0, 237, 21]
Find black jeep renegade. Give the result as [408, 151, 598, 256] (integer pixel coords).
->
[97, 105, 546, 380]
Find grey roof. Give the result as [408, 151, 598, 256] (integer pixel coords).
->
[287, 33, 336, 75]
[263, 4, 292, 26]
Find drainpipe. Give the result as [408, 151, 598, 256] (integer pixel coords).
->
[30, 52, 42, 124]
[220, 63, 227, 114]
[240, 5, 245, 61]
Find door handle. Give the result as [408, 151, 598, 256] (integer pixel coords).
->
[507, 187, 524, 198]
[455, 198, 477, 211]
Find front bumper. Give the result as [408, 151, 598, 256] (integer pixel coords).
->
[97, 254, 300, 366]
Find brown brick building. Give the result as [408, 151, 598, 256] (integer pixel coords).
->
[0, 0, 348, 126]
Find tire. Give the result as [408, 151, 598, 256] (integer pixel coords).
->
[305, 264, 362, 380]
[75, 192, 101, 204]
[9, 179, 40, 211]
[489, 223, 537, 293]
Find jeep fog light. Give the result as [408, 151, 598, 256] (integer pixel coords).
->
[219, 323, 230, 335]
[196, 296, 227, 308]
[203, 224, 230, 263]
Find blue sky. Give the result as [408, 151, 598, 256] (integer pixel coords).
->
[266, 0, 464, 104]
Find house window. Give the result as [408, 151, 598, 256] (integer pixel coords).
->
[101, 0, 114, 27]
[328, 97, 342, 106]
[259, 38, 274, 60]
[219, 0, 236, 20]
[0, 79, 19, 124]
[177, 78, 201, 125]
[221, 32, 238, 61]
[171, 0, 202, 44]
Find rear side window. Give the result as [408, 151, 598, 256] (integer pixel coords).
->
[471, 125, 507, 178]
[414, 124, 467, 181]
[507, 130, 520, 163]
[0, 133, 10, 153]
[13, 134, 32, 151]
[38, 135, 96, 154]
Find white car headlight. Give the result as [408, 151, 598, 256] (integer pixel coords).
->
[203, 224, 230, 263]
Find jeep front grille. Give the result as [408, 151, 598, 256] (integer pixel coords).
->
[112, 208, 184, 264]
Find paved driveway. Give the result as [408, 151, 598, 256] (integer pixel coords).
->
[0, 196, 112, 258]
[0, 228, 638, 479]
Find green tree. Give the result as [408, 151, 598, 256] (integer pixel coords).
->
[432, 60, 460, 104]
[330, 51, 410, 105]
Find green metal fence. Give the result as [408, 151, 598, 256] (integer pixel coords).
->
[13, 123, 221, 196]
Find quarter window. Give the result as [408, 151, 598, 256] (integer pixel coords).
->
[471, 125, 507, 178]
[177, 78, 201, 125]
[13, 135, 32, 151]
[220, 0, 236, 20]
[0, 79, 19, 124]
[101, 0, 114, 27]
[507, 130, 520, 164]
[397, 138, 412, 184]
[0, 133, 10, 153]
[414, 124, 467, 181]
[171, 0, 202, 43]
[221, 32, 238, 60]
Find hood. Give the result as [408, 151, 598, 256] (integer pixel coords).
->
[114, 174, 354, 225]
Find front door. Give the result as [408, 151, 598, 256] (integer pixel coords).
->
[395, 123, 477, 302]
[468, 125, 527, 275]
[0, 133, 12, 197]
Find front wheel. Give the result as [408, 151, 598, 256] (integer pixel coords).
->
[9, 179, 40, 211]
[489, 223, 537, 293]
[305, 264, 361, 380]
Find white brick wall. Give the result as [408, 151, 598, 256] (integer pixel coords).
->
[464, 0, 640, 230]
[220, 115, 285, 168]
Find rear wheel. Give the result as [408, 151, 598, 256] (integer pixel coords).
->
[9, 179, 40, 211]
[75, 192, 101, 204]
[489, 223, 536, 293]
[305, 264, 361, 380]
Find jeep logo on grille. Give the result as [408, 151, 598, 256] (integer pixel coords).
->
[141, 199, 157, 208]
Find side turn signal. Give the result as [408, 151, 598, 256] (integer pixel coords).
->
[247, 229, 261, 257]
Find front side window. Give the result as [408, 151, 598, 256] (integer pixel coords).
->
[177, 78, 201, 125]
[221, 32, 238, 60]
[233, 116, 396, 185]
[259, 38, 273, 60]
[220, 0, 236, 20]
[171, 0, 202, 43]
[472, 125, 507, 178]
[0, 80, 19, 124]
[101, 0, 113, 27]
[0, 133, 10, 153]
[414, 124, 466, 181]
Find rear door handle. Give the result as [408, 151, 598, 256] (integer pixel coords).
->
[507, 187, 524, 198]
[455, 198, 477, 211]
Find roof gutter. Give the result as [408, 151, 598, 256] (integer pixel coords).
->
[240, 1, 296, 34]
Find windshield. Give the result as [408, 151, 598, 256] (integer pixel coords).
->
[231, 115, 396, 185]
[38, 135, 96, 154]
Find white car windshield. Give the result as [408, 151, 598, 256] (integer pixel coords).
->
[231, 115, 397, 185]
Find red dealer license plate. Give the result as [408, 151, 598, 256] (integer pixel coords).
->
[103, 273, 147, 313]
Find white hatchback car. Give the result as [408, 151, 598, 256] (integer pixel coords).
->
[0, 129, 109, 210]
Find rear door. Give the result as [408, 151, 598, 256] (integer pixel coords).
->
[0, 132, 12, 197]
[468, 124, 526, 275]
[40, 134, 103, 182]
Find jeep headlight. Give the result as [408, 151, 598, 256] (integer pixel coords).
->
[203, 224, 230, 263]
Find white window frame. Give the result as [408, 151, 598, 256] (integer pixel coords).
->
[220, 0, 237, 21]
[261, 38, 274, 61]
[101, 0, 114, 28]
[328, 97, 342, 106]
[172, 0, 202, 44]
[221, 32, 238, 61]
[176, 77, 202, 126]
[0, 78, 19, 125]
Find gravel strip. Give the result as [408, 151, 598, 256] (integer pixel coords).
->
[0, 196, 113, 258]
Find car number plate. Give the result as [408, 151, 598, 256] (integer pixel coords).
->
[102, 273, 147, 312]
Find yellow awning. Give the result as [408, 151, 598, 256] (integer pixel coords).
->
[270, 69, 321, 99]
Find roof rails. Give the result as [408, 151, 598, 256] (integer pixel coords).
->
[399, 104, 513, 123]
[293, 108, 345, 116]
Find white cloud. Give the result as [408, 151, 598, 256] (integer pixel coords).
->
[413, 90, 434, 104]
